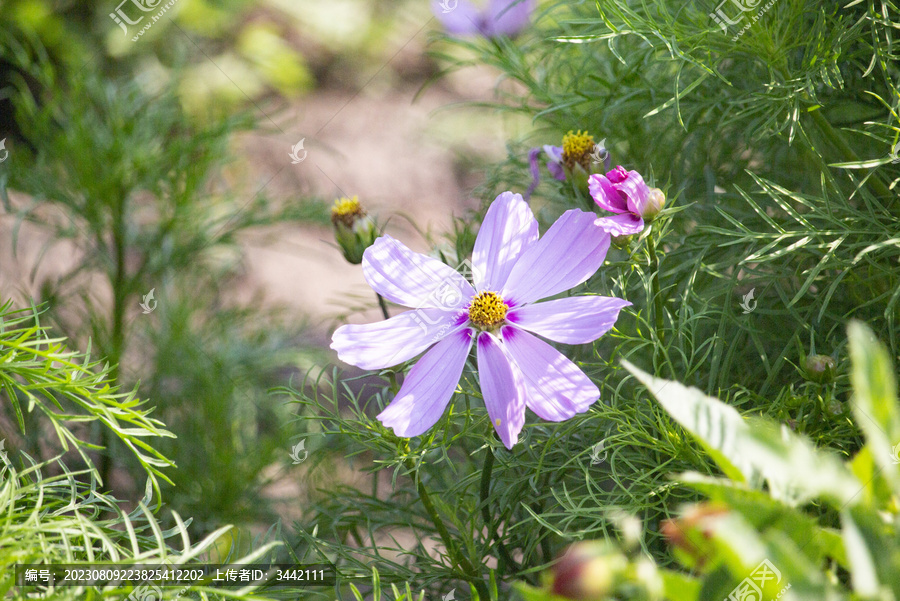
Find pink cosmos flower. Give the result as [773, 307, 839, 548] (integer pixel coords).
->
[588, 166, 657, 236]
[432, 0, 535, 38]
[331, 192, 630, 448]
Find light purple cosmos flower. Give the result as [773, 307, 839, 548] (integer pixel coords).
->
[331, 192, 630, 449]
[588, 166, 663, 236]
[432, 0, 535, 38]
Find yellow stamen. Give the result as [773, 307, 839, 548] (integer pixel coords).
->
[468, 291, 509, 330]
[331, 196, 364, 227]
[562, 130, 595, 170]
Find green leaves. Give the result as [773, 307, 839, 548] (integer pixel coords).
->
[0, 457, 280, 601]
[622, 360, 859, 507]
[0, 301, 174, 495]
[622, 321, 900, 599]
[847, 320, 900, 489]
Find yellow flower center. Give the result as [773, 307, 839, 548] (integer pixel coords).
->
[331, 196, 365, 227]
[562, 130, 595, 170]
[467, 291, 509, 330]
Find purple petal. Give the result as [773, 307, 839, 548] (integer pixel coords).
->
[502, 210, 611, 306]
[588, 173, 629, 213]
[606, 165, 629, 184]
[432, 0, 484, 35]
[331, 308, 466, 370]
[363, 235, 475, 309]
[472, 192, 539, 291]
[509, 296, 630, 344]
[378, 328, 474, 437]
[595, 213, 645, 236]
[502, 326, 600, 421]
[484, 0, 534, 36]
[547, 160, 566, 181]
[544, 145, 566, 181]
[543, 145, 563, 162]
[617, 170, 651, 215]
[477, 332, 526, 448]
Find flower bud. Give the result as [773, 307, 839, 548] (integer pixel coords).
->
[642, 188, 665, 221]
[331, 196, 378, 265]
[661, 503, 729, 567]
[611, 234, 634, 249]
[549, 541, 626, 600]
[804, 354, 836, 384]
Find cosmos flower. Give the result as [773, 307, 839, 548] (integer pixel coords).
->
[527, 131, 609, 199]
[331, 192, 630, 448]
[588, 166, 665, 236]
[432, 0, 535, 38]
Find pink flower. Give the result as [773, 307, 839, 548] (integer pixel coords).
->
[331, 192, 630, 448]
[589, 166, 663, 236]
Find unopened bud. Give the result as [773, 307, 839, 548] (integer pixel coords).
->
[661, 503, 729, 567]
[550, 542, 626, 600]
[804, 354, 836, 384]
[331, 196, 378, 265]
[611, 234, 634, 249]
[642, 188, 665, 221]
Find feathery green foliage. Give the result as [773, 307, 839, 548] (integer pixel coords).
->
[0, 46, 327, 526]
[0, 300, 173, 494]
[282, 1, 900, 599]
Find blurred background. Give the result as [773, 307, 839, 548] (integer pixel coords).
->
[0, 0, 530, 537]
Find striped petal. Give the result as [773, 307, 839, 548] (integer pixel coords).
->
[502, 326, 599, 422]
[509, 296, 630, 344]
[377, 328, 473, 438]
[363, 235, 475, 309]
[589, 172, 629, 213]
[472, 191, 539, 291]
[595, 213, 644, 236]
[477, 332, 526, 448]
[502, 210, 610, 305]
[331, 308, 466, 370]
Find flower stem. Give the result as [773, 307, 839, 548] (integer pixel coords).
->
[480, 447, 520, 574]
[405, 458, 490, 600]
[646, 232, 665, 344]
[376, 293, 390, 320]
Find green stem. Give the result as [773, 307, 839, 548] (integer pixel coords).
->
[479, 447, 520, 574]
[808, 109, 893, 199]
[100, 201, 128, 488]
[377, 293, 390, 320]
[405, 458, 490, 600]
[646, 232, 665, 344]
